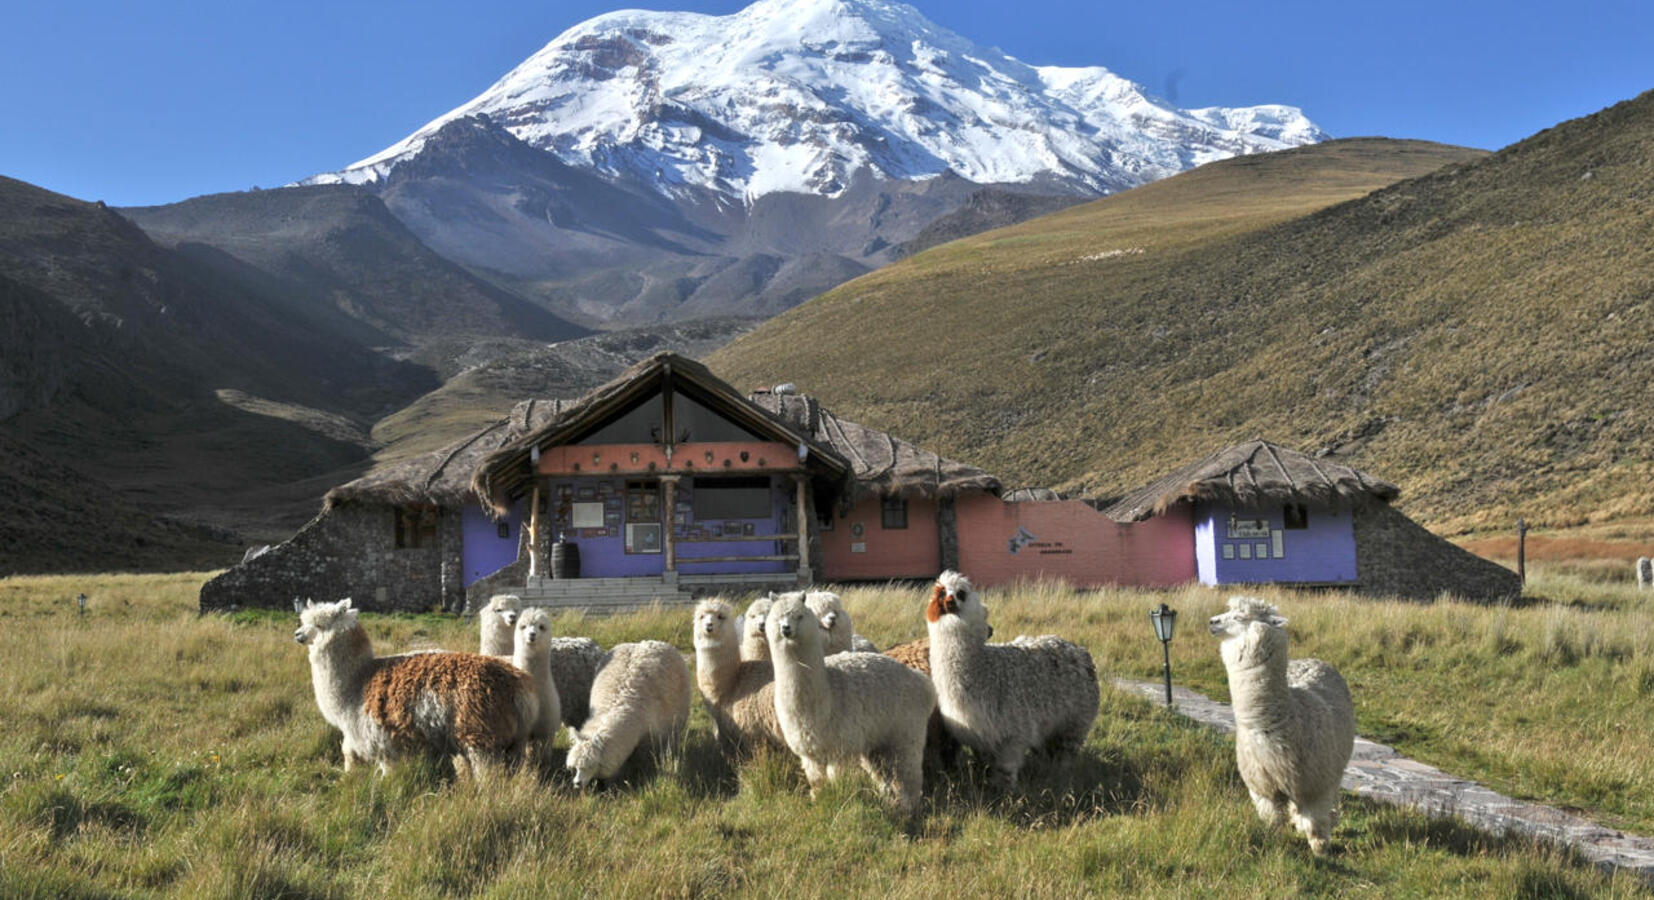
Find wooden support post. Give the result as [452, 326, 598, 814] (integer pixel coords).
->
[1516, 517, 1528, 586]
[661, 476, 678, 575]
[528, 481, 541, 579]
[794, 475, 812, 581]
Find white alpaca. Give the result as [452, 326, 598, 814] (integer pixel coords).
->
[766, 592, 935, 819]
[740, 595, 774, 661]
[924, 571, 1098, 789]
[512, 607, 561, 759]
[692, 599, 787, 758]
[805, 590, 879, 655]
[479, 594, 523, 656]
[483, 595, 606, 732]
[566, 640, 691, 788]
[294, 598, 537, 778]
[1209, 595, 1355, 856]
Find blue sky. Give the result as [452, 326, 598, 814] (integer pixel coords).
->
[3, 0, 1651, 207]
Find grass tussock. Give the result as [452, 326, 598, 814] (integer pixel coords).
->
[0, 570, 1649, 897]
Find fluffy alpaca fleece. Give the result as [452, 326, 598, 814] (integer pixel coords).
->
[479, 594, 524, 656]
[542, 637, 608, 730]
[766, 592, 935, 819]
[566, 640, 691, 788]
[1209, 595, 1355, 855]
[294, 598, 537, 778]
[740, 595, 774, 661]
[925, 571, 1099, 788]
[883, 636, 963, 772]
[804, 590, 878, 655]
[692, 599, 786, 758]
[512, 608, 561, 757]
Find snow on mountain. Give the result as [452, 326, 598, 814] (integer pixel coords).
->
[307, 0, 1325, 201]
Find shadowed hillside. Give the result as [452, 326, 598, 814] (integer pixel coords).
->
[706, 125, 1654, 533]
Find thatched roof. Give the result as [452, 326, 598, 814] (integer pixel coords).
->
[749, 392, 1002, 502]
[1101, 439, 1400, 523]
[324, 399, 571, 508]
[472, 353, 849, 514]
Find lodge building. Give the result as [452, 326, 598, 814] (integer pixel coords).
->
[200, 352, 1519, 613]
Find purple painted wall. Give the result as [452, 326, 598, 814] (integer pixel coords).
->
[462, 501, 522, 587]
[1194, 501, 1357, 586]
[674, 479, 791, 576]
[545, 476, 790, 578]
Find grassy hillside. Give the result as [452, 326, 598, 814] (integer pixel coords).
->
[1, 571, 1648, 896]
[709, 101, 1654, 535]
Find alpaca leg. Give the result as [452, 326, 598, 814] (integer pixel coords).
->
[1250, 789, 1287, 827]
[890, 744, 925, 820]
[1291, 792, 1338, 855]
[800, 756, 827, 797]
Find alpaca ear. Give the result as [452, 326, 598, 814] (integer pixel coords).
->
[340, 597, 354, 610]
[1268, 614, 1289, 628]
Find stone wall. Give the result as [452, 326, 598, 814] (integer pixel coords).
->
[1354, 504, 1521, 602]
[198, 502, 462, 613]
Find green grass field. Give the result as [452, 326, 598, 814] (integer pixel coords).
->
[1, 571, 1649, 897]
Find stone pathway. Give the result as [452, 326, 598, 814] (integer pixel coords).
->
[1112, 678, 1654, 884]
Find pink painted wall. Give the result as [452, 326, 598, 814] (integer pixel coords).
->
[821, 497, 941, 580]
[954, 493, 1196, 588]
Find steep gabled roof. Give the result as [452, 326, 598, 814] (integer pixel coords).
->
[1101, 438, 1400, 523]
[750, 392, 1002, 502]
[471, 352, 848, 514]
[325, 399, 571, 508]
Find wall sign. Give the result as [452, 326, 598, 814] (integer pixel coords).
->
[1227, 515, 1271, 539]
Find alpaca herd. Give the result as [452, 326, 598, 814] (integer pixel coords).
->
[295, 575, 1357, 852]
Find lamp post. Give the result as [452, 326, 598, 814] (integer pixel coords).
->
[1150, 603, 1177, 707]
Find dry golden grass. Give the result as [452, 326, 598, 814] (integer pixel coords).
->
[2, 570, 1651, 896]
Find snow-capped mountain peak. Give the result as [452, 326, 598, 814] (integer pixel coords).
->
[307, 0, 1326, 201]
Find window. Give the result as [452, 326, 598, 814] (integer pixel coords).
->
[672, 392, 763, 443]
[1283, 503, 1309, 530]
[582, 395, 664, 444]
[881, 495, 908, 529]
[394, 504, 439, 549]
[692, 476, 771, 519]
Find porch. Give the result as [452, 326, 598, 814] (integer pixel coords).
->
[513, 570, 807, 615]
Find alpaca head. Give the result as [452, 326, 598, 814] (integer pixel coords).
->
[293, 597, 357, 646]
[742, 595, 775, 658]
[566, 727, 607, 789]
[925, 571, 990, 637]
[1208, 595, 1289, 664]
[804, 590, 851, 648]
[693, 598, 737, 649]
[765, 592, 823, 657]
[515, 607, 552, 657]
[488, 593, 524, 627]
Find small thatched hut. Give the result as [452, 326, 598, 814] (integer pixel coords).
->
[1099, 439, 1519, 601]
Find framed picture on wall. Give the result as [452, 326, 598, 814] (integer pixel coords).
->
[571, 502, 604, 528]
[743, 522, 755, 536]
[626, 523, 662, 553]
